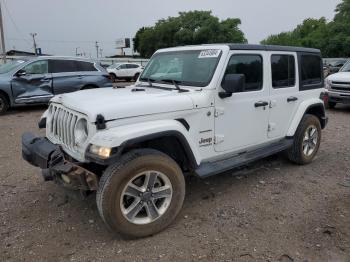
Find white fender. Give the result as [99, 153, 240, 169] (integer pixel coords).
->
[90, 119, 201, 165]
[287, 98, 324, 137]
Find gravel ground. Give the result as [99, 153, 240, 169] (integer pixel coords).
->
[0, 97, 349, 262]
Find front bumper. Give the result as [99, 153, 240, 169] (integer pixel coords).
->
[328, 91, 350, 104]
[22, 132, 98, 191]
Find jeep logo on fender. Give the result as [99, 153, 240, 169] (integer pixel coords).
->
[199, 137, 213, 147]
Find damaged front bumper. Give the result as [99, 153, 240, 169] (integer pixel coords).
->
[22, 132, 98, 191]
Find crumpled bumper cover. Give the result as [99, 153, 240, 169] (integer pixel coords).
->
[22, 132, 58, 169]
[21, 132, 98, 191]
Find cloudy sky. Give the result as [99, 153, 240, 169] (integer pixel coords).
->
[3, 0, 342, 57]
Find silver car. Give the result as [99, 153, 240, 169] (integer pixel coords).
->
[0, 57, 113, 114]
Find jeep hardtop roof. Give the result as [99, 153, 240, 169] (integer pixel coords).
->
[203, 44, 321, 54]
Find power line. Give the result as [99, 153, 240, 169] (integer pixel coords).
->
[2, 0, 31, 46]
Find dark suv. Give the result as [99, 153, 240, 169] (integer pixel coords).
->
[0, 57, 112, 114]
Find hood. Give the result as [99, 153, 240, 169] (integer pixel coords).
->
[327, 72, 350, 82]
[51, 86, 195, 121]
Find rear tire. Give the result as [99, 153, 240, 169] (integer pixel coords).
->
[0, 93, 9, 115]
[96, 149, 185, 238]
[133, 73, 140, 81]
[326, 101, 336, 109]
[287, 114, 321, 165]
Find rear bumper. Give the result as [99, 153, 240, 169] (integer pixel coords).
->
[22, 132, 98, 190]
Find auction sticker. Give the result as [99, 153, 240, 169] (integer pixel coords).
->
[198, 50, 220, 58]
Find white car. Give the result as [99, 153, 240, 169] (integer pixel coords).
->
[107, 62, 143, 82]
[22, 44, 327, 238]
[325, 61, 350, 108]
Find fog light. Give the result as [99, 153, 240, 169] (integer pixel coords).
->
[90, 145, 112, 158]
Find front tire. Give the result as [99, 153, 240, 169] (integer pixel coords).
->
[133, 73, 140, 81]
[96, 149, 185, 238]
[0, 93, 9, 115]
[287, 114, 321, 165]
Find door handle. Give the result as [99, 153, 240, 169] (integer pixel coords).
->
[254, 101, 269, 108]
[287, 96, 298, 102]
[40, 77, 51, 82]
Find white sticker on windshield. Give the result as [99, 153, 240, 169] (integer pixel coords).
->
[198, 50, 220, 58]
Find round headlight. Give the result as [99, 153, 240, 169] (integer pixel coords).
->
[74, 118, 88, 145]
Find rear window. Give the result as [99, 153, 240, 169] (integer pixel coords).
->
[76, 61, 97, 71]
[301, 55, 322, 86]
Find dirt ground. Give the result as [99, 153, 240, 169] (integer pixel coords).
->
[0, 98, 349, 261]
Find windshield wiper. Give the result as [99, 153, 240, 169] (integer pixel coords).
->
[159, 79, 188, 92]
[139, 77, 156, 87]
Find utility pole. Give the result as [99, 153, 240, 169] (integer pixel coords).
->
[30, 33, 38, 55]
[99, 48, 103, 58]
[75, 47, 80, 56]
[0, 1, 6, 63]
[95, 41, 99, 58]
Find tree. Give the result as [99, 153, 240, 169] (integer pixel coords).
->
[133, 11, 247, 58]
[261, 0, 350, 57]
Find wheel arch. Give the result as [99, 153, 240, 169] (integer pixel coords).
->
[287, 101, 327, 137]
[88, 120, 200, 172]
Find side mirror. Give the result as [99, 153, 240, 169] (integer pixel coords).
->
[16, 69, 26, 77]
[219, 74, 245, 98]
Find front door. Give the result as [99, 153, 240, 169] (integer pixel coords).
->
[11, 60, 53, 104]
[214, 52, 270, 152]
[268, 53, 300, 138]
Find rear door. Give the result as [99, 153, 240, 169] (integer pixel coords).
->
[11, 59, 54, 104]
[49, 59, 83, 94]
[268, 53, 300, 138]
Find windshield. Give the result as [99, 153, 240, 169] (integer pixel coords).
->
[140, 49, 221, 87]
[340, 62, 350, 72]
[0, 60, 26, 74]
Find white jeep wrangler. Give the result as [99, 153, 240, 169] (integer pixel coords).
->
[22, 44, 327, 238]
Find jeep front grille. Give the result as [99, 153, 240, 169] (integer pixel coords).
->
[48, 104, 80, 150]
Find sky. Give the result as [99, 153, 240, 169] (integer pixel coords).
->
[3, 0, 342, 57]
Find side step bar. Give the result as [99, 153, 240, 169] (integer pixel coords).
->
[195, 138, 294, 178]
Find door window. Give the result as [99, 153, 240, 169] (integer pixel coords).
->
[49, 60, 78, 73]
[224, 54, 263, 92]
[23, 60, 48, 74]
[271, 55, 295, 88]
[119, 64, 127, 69]
[127, 64, 139, 69]
[76, 61, 97, 71]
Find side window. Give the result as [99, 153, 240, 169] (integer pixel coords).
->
[49, 60, 78, 73]
[23, 60, 48, 74]
[271, 55, 296, 88]
[225, 54, 263, 92]
[76, 61, 97, 72]
[119, 64, 127, 69]
[301, 55, 322, 86]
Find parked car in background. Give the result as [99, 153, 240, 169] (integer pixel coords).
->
[107, 62, 143, 82]
[0, 57, 112, 114]
[325, 60, 350, 108]
[328, 59, 348, 75]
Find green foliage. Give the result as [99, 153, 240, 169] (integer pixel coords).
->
[133, 11, 247, 58]
[261, 0, 350, 57]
